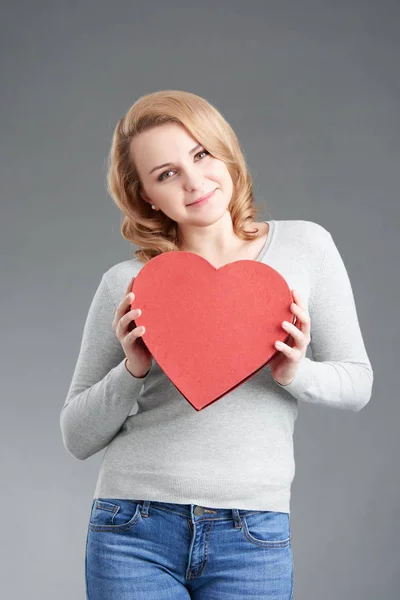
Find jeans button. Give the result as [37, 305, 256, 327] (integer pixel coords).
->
[194, 506, 205, 516]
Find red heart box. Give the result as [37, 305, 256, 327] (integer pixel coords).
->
[130, 252, 294, 411]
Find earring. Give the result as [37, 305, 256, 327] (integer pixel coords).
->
[151, 204, 156, 210]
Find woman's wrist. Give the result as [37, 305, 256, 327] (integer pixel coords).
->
[124, 358, 150, 379]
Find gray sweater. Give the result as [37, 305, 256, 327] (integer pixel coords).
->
[60, 220, 373, 512]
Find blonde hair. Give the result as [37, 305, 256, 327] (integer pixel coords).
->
[106, 89, 265, 263]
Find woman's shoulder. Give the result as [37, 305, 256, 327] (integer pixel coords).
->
[272, 219, 332, 262]
[274, 218, 329, 236]
[103, 256, 144, 278]
[99, 257, 146, 306]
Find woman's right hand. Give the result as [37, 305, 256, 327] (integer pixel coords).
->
[112, 279, 153, 378]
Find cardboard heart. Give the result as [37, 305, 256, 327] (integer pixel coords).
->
[130, 252, 294, 411]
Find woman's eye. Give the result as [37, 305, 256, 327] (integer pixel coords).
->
[158, 150, 209, 181]
[196, 150, 209, 160]
[158, 170, 174, 181]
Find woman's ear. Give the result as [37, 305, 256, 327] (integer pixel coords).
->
[140, 191, 151, 205]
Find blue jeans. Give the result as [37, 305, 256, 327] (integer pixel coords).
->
[85, 498, 294, 599]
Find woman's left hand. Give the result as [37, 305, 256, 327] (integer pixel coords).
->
[269, 289, 311, 386]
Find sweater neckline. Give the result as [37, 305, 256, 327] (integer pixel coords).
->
[255, 220, 276, 262]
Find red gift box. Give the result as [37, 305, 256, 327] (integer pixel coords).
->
[131, 252, 294, 411]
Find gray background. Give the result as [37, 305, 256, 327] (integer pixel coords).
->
[1, 0, 398, 598]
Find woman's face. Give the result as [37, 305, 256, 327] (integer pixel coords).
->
[130, 122, 234, 227]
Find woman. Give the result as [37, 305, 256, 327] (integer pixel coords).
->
[60, 90, 373, 599]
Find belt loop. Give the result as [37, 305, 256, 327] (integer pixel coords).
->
[140, 500, 150, 517]
[231, 508, 242, 529]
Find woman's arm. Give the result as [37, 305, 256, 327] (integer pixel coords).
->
[275, 229, 373, 412]
[60, 275, 149, 460]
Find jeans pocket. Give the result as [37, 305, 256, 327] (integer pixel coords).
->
[88, 498, 142, 533]
[241, 510, 291, 548]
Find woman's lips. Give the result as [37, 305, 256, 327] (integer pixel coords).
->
[187, 189, 215, 207]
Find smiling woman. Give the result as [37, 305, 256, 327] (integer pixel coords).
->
[106, 89, 265, 263]
[61, 88, 373, 600]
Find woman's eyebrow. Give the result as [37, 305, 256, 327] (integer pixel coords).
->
[148, 143, 202, 174]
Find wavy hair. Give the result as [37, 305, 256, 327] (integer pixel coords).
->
[106, 89, 265, 263]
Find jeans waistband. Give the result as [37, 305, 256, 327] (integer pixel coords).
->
[132, 499, 263, 527]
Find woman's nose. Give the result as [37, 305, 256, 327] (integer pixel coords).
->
[183, 177, 205, 192]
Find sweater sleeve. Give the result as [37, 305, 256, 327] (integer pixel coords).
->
[275, 230, 373, 412]
[60, 275, 149, 460]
